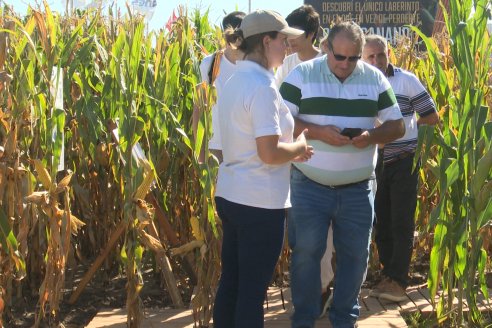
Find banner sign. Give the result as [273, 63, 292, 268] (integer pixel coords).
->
[131, 0, 158, 21]
[306, 0, 439, 43]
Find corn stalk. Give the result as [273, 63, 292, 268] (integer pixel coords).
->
[0, 2, 223, 326]
[410, 0, 492, 325]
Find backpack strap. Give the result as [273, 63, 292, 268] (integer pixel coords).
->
[207, 50, 224, 85]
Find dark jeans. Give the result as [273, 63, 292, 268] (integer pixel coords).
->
[213, 197, 285, 328]
[374, 155, 419, 287]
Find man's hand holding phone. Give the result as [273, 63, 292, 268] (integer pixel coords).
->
[340, 128, 363, 139]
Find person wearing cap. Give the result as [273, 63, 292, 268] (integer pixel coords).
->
[273, 4, 336, 318]
[362, 34, 438, 302]
[212, 9, 313, 328]
[280, 21, 405, 327]
[193, 11, 245, 163]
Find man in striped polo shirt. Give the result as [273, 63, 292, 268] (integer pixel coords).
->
[362, 34, 439, 302]
[280, 21, 405, 328]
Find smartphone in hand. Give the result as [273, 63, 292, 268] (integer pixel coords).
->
[340, 128, 363, 139]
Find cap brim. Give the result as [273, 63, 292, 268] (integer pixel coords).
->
[280, 26, 304, 39]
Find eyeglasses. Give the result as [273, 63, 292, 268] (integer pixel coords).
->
[327, 40, 361, 62]
[330, 48, 361, 62]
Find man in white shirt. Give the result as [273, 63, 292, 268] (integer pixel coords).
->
[363, 34, 439, 302]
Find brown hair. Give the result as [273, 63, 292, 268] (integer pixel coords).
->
[286, 5, 320, 43]
[327, 21, 365, 54]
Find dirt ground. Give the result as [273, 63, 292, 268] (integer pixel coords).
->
[5, 262, 192, 328]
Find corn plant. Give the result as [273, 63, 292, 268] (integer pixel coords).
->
[0, 2, 223, 327]
[410, 0, 492, 325]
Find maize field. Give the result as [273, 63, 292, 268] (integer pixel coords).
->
[0, 0, 490, 327]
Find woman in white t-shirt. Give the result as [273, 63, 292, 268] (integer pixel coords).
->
[194, 11, 245, 163]
[213, 9, 313, 328]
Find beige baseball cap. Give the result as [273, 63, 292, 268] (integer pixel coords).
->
[240, 9, 304, 39]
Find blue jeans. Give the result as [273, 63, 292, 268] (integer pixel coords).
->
[289, 168, 374, 328]
[375, 155, 419, 287]
[213, 197, 285, 328]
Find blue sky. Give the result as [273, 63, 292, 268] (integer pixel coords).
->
[9, 0, 304, 31]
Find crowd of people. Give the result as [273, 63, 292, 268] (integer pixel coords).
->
[196, 5, 439, 328]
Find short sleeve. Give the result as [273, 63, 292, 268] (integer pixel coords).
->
[199, 55, 213, 84]
[406, 73, 437, 117]
[377, 74, 403, 123]
[249, 85, 282, 138]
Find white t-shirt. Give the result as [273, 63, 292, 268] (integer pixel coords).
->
[274, 52, 322, 87]
[215, 60, 295, 209]
[199, 52, 237, 150]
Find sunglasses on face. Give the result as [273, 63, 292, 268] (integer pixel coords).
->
[330, 48, 361, 62]
[328, 42, 361, 62]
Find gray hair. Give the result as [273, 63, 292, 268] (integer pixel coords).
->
[364, 34, 388, 52]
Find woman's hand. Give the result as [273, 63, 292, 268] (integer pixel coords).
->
[293, 129, 314, 162]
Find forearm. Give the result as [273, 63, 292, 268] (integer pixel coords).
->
[262, 141, 306, 165]
[256, 135, 306, 165]
[294, 117, 325, 140]
[417, 112, 439, 126]
[368, 119, 405, 144]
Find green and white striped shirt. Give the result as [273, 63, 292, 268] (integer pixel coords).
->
[280, 55, 403, 186]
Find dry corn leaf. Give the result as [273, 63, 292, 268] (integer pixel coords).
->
[24, 191, 49, 205]
[170, 240, 204, 257]
[190, 216, 203, 241]
[69, 213, 85, 235]
[138, 230, 164, 253]
[53, 171, 73, 194]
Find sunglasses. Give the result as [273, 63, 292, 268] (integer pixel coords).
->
[328, 41, 361, 62]
[330, 48, 361, 62]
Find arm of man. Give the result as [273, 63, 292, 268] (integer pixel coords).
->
[352, 118, 405, 148]
[280, 70, 351, 147]
[417, 112, 439, 126]
[294, 117, 351, 146]
[409, 73, 439, 127]
[352, 73, 405, 148]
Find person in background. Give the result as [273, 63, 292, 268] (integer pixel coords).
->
[275, 5, 321, 87]
[363, 34, 439, 302]
[274, 4, 335, 318]
[194, 11, 245, 163]
[213, 9, 313, 328]
[280, 21, 405, 328]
